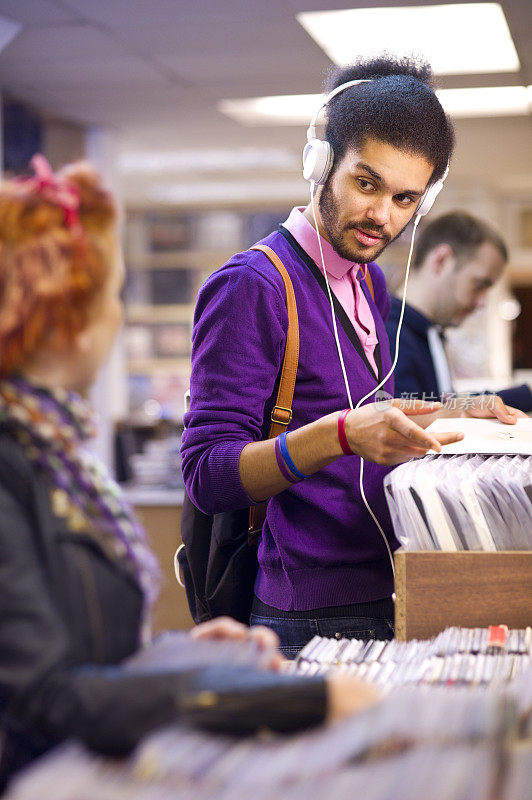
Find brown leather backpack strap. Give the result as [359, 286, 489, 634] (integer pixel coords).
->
[248, 244, 299, 541]
[251, 244, 299, 439]
[363, 268, 375, 302]
[248, 502, 267, 543]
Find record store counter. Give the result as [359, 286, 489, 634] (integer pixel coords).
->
[121, 485, 185, 507]
[121, 483, 192, 632]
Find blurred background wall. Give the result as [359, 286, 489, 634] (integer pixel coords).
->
[0, 0, 531, 478]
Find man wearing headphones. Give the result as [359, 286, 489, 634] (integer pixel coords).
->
[386, 211, 532, 411]
[181, 56, 519, 656]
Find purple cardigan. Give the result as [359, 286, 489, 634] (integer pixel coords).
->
[181, 228, 397, 611]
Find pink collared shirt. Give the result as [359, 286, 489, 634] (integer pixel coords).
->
[282, 206, 379, 375]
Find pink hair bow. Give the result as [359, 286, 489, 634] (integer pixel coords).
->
[19, 154, 82, 231]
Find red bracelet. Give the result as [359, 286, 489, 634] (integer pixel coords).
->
[337, 408, 355, 456]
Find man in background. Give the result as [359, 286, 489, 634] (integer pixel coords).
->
[386, 211, 532, 411]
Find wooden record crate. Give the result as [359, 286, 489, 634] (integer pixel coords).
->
[394, 549, 532, 641]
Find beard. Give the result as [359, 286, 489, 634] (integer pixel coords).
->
[318, 178, 408, 263]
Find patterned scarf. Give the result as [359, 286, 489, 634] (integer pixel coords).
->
[0, 377, 160, 634]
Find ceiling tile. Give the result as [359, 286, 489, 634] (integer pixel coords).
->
[0, 53, 166, 87]
[0, 23, 131, 63]
[0, 0, 528, 195]
[0, 0, 79, 24]
[62, 0, 288, 26]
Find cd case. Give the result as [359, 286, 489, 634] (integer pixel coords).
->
[425, 417, 532, 455]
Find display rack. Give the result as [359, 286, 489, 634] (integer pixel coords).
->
[122, 207, 290, 422]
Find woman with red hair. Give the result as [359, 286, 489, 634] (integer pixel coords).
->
[0, 157, 377, 790]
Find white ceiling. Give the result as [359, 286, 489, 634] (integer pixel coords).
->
[0, 0, 531, 204]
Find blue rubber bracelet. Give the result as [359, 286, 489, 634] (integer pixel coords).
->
[278, 431, 310, 480]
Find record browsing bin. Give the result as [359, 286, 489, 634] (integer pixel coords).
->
[394, 549, 532, 641]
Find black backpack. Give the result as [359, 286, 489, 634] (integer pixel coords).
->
[177, 245, 299, 624]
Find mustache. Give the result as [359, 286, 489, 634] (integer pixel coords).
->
[346, 222, 390, 240]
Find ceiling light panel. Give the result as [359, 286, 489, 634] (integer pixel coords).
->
[118, 148, 298, 173]
[297, 4, 520, 75]
[219, 86, 532, 126]
[148, 180, 307, 204]
[219, 95, 323, 126]
[438, 85, 532, 117]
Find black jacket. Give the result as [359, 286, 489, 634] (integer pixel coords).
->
[0, 432, 326, 790]
[386, 296, 532, 411]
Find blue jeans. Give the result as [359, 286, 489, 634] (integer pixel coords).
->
[250, 613, 394, 659]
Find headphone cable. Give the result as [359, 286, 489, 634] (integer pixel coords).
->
[310, 181, 421, 580]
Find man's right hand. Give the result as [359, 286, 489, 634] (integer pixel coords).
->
[343, 399, 464, 465]
[239, 400, 465, 502]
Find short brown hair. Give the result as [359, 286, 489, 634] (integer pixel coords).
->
[412, 211, 508, 269]
[0, 161, 117, 377]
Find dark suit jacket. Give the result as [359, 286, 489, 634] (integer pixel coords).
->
[386, 296, 532, 412]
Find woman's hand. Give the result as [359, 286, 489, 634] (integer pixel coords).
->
[343, 399, 464, 465]
[325, 672, 382, 722]
[190, 616, 285, 670]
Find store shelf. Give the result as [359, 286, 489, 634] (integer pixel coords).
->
[508, 251, 532, 285]
[119, 411, 184, 427]
[123, 207, 289, 419]
[127, 249, 234, 270]
[126, 304, 195, 324]
[121, 483, 185, 507]
[127, 357, 191, 375]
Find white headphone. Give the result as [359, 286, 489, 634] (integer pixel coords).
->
[302, 78, 448, 217]
[303, 77, 450, 580]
